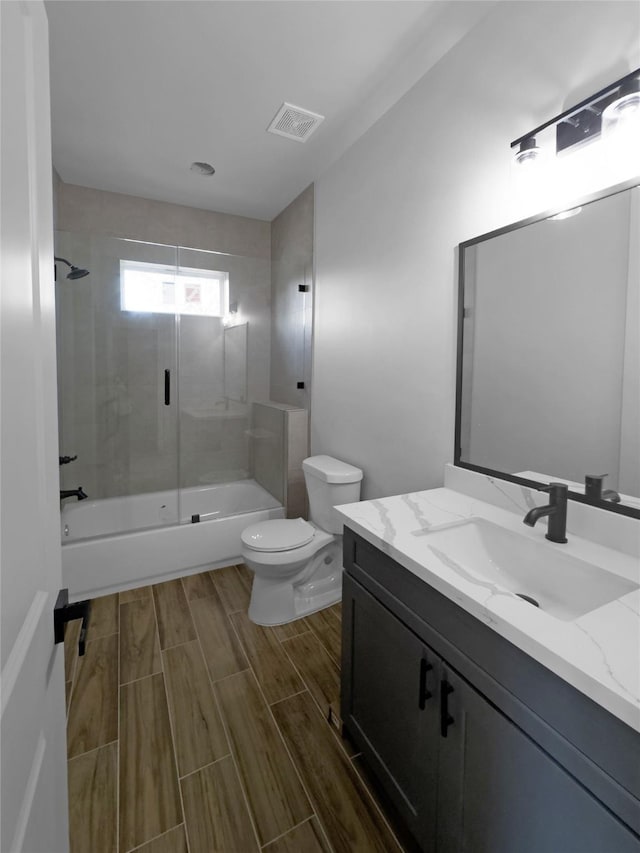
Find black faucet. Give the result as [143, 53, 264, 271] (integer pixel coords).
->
[60, 487, 88, 501]
[523, 483, 568, 543]
[584, 474, 621, 504]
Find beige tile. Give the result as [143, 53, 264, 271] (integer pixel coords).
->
[120, 585, 152, 605]
[181, 757, 259, 853]
[120, 597, 161, 684]
[229, 611, 303, 704]
[263, 817, 331, 853]
[270, 618, 312, 642]
[162, 641, 229, 777]
[211, 565, 251, 614]
[181, 571, 216, 601]
[87, 594, 119, 641]
[306, 607, 342, 666]
[271, 691, 401, 853]
[153, 579, 196, 649]
[235, 563, 253, 587]
[129, 825, 188, 853]
[67, 635, 118, 758]
[68, 742, 117, 853]
[215, 670, 312, 845]
[281, 630, 340, 718]
[190, 590, 248, 682]
[119, 674, 182, 851]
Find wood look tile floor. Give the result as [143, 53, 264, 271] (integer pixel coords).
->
[65, 566, 406, 853]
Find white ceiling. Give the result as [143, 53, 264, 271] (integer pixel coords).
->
[46, 1, 494, 221]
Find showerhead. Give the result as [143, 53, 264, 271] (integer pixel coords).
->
[67, 265, 90, 280]
[54, 256, 90, 280]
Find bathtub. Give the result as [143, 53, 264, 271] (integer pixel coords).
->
[61, 480, 283, 599]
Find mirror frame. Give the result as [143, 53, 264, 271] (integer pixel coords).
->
[454, 177, 640, 520]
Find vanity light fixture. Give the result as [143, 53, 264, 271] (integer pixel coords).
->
[511, 67, 640, 164]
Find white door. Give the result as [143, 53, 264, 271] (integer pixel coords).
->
[1, 2, 70, 851]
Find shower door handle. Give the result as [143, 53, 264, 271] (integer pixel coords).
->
[164, 369, 171, 406]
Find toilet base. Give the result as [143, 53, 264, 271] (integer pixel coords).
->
[247, 539, 343, 626]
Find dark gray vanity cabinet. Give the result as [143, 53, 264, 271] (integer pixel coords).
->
[347, 575, 439, 850]
[341, 529, 640, 853]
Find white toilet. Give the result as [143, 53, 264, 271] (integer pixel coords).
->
[241, 455, 363, 625]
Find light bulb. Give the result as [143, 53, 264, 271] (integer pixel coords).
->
[514, 137, 541, 167]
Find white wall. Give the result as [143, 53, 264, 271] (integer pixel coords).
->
[312, 1, 640, 500]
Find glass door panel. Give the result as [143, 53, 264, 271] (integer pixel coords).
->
[176, 247, 278, 520]
[55, 232, 179, 536]
[176, 247, 245, 493]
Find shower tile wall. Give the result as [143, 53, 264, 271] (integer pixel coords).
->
[251, 402, 308, 516]
[57, 181, 270, 260]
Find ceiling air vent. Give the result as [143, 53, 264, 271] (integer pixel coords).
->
[267, 102, 325, 143]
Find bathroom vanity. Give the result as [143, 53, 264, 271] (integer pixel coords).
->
[336, 478, 640, 853]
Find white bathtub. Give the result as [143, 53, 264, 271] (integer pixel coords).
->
[61, 480, 283, 599]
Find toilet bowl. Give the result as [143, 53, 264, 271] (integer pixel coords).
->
[241, 455, 363, 625]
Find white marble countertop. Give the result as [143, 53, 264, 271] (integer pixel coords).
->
[335, 486, 640, 732]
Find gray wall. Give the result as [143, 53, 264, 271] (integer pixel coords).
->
[312, 1, 640, 500]
[270, 184, 314, 409]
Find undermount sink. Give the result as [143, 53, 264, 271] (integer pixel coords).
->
[413, 518, 638, 621]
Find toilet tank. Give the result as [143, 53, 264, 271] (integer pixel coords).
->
[302, 455, 363, 534]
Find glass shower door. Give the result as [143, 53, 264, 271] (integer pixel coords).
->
[176, 246, 279, 522]
[56, 233, 180, 536]
[176, 247, 248, 497]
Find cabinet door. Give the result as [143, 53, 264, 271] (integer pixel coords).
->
[342, 575, 440, 851]
[437, 665, 640, 853]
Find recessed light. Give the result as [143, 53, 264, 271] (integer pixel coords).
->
[190, 161, 215, 176]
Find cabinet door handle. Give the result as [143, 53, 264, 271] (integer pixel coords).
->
[164, 369, 171, 406]
[419, 657, 433, 709]
[440, 679, 455, 736]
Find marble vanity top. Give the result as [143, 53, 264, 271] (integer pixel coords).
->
[335, 485, 640, 732]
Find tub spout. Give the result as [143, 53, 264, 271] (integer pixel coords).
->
[60, 487, 88, 501]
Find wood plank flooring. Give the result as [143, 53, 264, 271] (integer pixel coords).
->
[65, 565, 406, 852]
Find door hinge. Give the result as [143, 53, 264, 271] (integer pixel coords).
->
[53, 588, 91, 656]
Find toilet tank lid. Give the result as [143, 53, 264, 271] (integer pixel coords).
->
[302, 455, 363, 484]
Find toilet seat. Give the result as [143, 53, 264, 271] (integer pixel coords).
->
[241, 518, 315, 552]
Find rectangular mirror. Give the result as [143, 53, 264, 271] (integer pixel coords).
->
[455, 180, 640, 517]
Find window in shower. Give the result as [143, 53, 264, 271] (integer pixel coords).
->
[120, 260, 229, 317]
